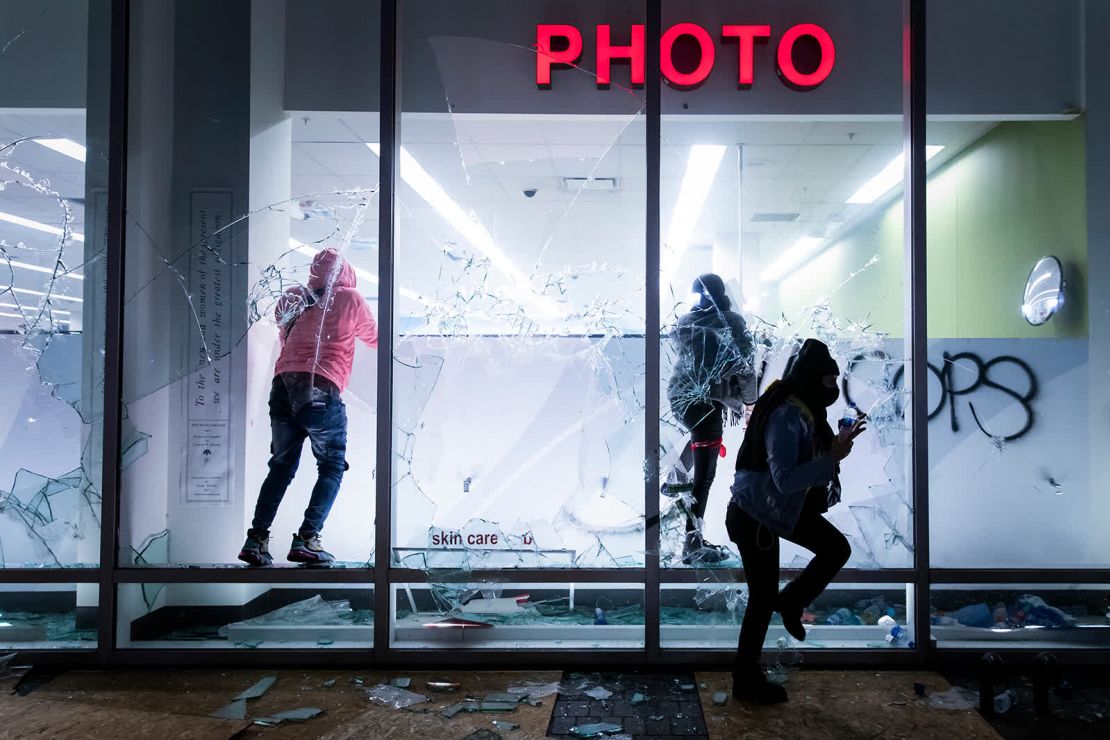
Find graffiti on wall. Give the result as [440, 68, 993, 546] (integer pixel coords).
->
[844, 350, 1038, 442]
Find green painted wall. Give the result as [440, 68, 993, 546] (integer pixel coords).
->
[777, 118, 1088, 339]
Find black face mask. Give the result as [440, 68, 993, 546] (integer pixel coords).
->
[818, 383, 840, 408]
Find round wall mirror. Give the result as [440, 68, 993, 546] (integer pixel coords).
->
[1021, 256, 1065, 326]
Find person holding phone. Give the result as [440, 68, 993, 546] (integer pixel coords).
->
[726, 338, 865, 703]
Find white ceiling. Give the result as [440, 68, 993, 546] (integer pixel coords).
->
[0, 108, 994, 333]
[288, 111, 993, 327]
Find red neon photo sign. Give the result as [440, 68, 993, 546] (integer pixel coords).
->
[659, 23, 716, 88]
[536, 22, 836, 90]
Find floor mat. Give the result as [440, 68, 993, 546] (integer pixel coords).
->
[546, 672, 709, 739]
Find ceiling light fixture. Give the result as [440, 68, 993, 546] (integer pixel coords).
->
[33, 138, 88, 163]
[366, 143, 561, 316]
[0, 211, 84, 242]
[0, 301, 71, 316]
[9, 286, 83, 303]
[846, 146, 944, 205]
[6, 258, 84, 280]
[662, 144, 727, 284]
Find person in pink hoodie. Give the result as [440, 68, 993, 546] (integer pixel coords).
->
[239, 248, 378, 566]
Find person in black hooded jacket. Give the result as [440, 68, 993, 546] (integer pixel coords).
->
[726, 338, 865, 704]
[666, 274, 758, 564]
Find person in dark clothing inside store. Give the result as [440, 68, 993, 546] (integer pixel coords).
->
[238, 248, 378, 567]
[727, 338, 864, 703]
[666, 273, 758, 564]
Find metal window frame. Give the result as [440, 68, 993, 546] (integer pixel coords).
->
[5, 0, 1110, 669]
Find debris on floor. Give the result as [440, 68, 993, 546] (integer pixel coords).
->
[0, 667, 1018, 739]
[232, 675, 276, 701]
[252, 706, 325, 726]
[929, 686, 980, 710]
[365, 683, 428, 709]
[209, 698, 247, 720]
[568, 722, 624, 738]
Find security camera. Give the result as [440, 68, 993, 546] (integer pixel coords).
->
[523, 188, 538, 198]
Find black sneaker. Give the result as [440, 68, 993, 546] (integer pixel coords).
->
[288, 531, 335, 566]
[777, 587, 807, 642]
[238, 528, 273, 566]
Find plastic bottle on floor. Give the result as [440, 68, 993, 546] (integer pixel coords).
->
[878, 614, 907, 643]
[826, 607, 853, 625]
[994, 688, 1018, 714]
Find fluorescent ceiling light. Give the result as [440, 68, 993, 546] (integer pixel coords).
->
[662, 145, 727, 283]
[0, 309, 69, 322]
[846, 146, 944, 205]
[10, 286, 82, 303]
[288, 238, 430, 305]
[6, 258, 83, 280]
[0, 301, 71, 315]
[34, 138, 87, 163]
[0, 211, 84, 242]
[366, 143, 560, 315]
[760, 237, 825, 283]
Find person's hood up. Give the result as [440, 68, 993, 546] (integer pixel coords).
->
[308, 248, 356, 291]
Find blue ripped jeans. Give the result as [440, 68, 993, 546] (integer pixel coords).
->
[251, 372, 348, 537]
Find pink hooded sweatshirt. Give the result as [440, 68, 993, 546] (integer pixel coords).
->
[273, 248, 378, 391]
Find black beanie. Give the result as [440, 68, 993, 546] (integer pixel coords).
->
[783, 338, 840, 384]
[693, 273, 730, 311]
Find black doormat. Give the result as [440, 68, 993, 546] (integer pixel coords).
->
[546, 672, 709, 739]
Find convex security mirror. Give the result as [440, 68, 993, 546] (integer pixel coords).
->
[1021, 256, 1065, 326]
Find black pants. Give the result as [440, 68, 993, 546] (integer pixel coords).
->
[725, 499, 851, 677]
[678, 401, 724, 535]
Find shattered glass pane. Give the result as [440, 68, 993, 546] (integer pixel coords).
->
[659, 112, 914, 571]
[116, 584, 373, 648]
[392, 583, 645, 649]
[118, 1, 382, 564]
[0, 583, 98, 648]
[392, 0, 648, 576]
[1, 6, 107, 567]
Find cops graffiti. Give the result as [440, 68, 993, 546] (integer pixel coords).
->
[843, 350, 1038, 442]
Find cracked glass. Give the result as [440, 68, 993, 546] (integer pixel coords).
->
[0, 0, 110, 568]
[658, 0, 913, 603]
[115, 582, 373, 648]
[0, 582, 97, 649]
[390, 582, 645, 650]
[119, 0, 381, 566]
[391, 0, 647, 577]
